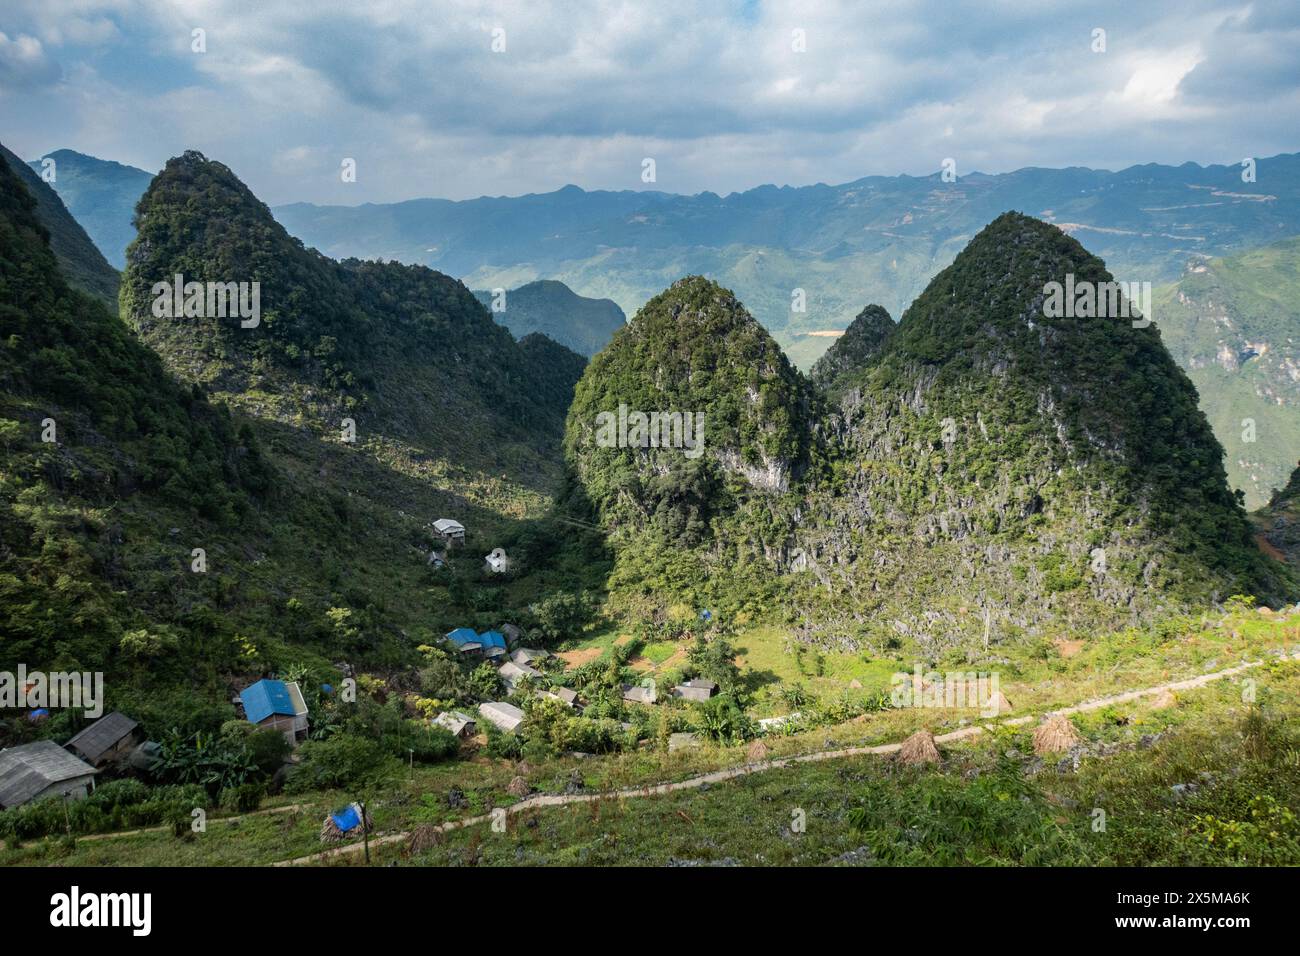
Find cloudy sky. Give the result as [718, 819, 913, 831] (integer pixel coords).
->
[1, 0, 1297, 205]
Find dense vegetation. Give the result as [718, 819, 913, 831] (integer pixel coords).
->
[1, 143, 119, 307]
[1, 149, 598, 760]
[563, 216, 1294, 655]
[809, 303, 894, 393]
[566, 276, 819, 549]
[4, 145, 1297, 870]
[0, 149, 271, 688]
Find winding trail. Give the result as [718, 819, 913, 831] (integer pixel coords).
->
[273, 648, 1296, 867]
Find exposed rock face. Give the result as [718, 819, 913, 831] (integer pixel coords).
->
[1255, 463, 1300, 570]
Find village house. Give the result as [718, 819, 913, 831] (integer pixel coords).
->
[498, 660, 542, 691]
[239, 678, 309, 745]
[478, 630, 509, 659]
[446, 627, 483, 654]
[484, 547, 509, 573]
[478, 701, 525, 733]
[432, 518, 466, 544]
[621, 683, 658, 705]
[510, 647, 550, 666]
[672, 679, 719, 703]
[500, 623, 523, 646]
[541, 687, 579, 708]
[432, 711, 477, 738]
[0, 740, 98, 809]
[64, 711, 144, 768]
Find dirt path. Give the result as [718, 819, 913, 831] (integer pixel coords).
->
[75, 803, 308, 842]
[273, 648, 1296, 867]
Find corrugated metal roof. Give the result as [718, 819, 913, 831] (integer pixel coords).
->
[64, 712, 139, 762]
[240, 679, 297, 725]
[0, 741, 97, 807]
[478, 701, 524, 732]
[479, 630, 506, 649]
[446, 627, 479, 646]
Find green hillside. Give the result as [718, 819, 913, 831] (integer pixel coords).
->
[564, 216, 1294, 653]
[1, 144, 118, 307]
[1, 151, 597, 748]
[1154, 236, 1300, 508]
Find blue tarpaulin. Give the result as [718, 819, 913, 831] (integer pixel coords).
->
[331, 803, 362, 832]
[446, 627, 479, 646]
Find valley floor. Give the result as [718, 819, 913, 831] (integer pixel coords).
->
[4, 607, 1297, 867]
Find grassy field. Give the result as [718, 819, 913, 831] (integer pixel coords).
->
[386, 661, 1300, 867]
[4, 605, 1296, 867]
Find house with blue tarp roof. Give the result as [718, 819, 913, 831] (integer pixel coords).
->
[478, 630, 508, 658]
[446, 628, 482, 653]
[239, 678, 309, 745]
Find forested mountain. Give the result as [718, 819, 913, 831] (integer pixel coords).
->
[1, 150, 592, 733]
[121, 151, 580, 476]
[0, 148, 272, 723]
[27, 149, 153, 270]
[810, 304, 895, 393]
[473, 280, 626, 356]
[1, 144, 118, 307]
[565, 276, 819, 548]
[565, 215, 1293, 650]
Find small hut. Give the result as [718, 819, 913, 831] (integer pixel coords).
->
[64, 712, 143, 768]
[432, 518, 466, 544]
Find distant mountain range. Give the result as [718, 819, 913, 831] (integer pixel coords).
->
[271, 152, 1300, 370]
[23, 147, 1300, 504]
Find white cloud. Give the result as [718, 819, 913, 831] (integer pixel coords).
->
[0, 31, 60, 90]
[0, 0, 1295, 201]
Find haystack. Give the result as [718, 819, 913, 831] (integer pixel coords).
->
[506, 775, 530, 797]
[746, 740, 769, 762]
[988, 691, 1013, 715]
[1033, 714, 1082, 754]
[407, 823, 444, 854]
[898, 730, 940, 765]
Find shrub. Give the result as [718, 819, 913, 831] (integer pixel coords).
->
[247, 727, 293, 775]
[397, 722, 460, 764]
[285, 735, 396, 794]
[219, 782, 265, 814]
